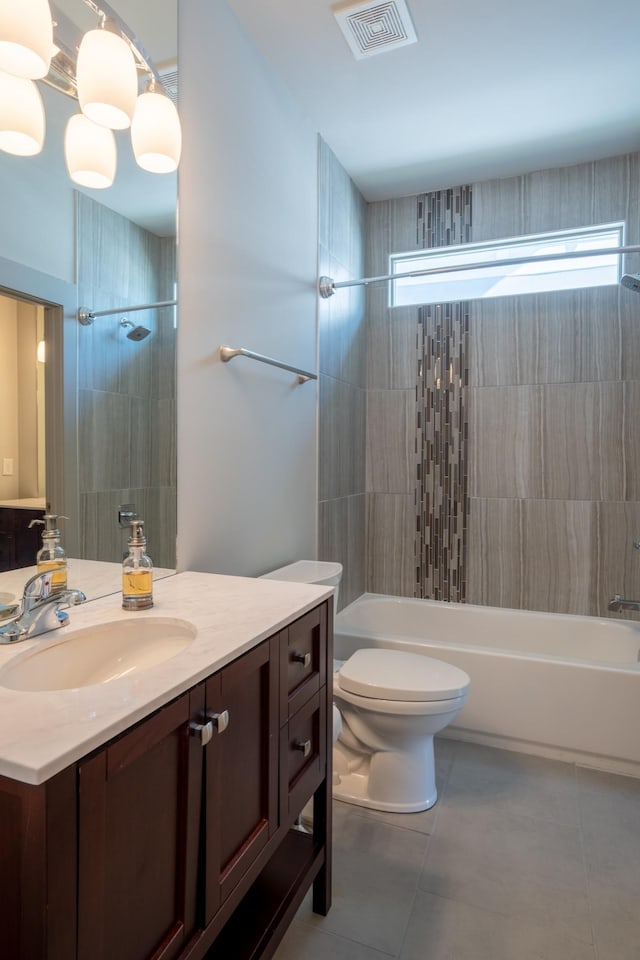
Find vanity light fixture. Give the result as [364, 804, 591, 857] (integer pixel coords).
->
[0, 0, 53, 79]
[64, 112, 116, 188]
[0, 0, 181, 184]
[131, 79, 182, 174]
[0, 69, 45, 155]
[76, 18, 138, 130]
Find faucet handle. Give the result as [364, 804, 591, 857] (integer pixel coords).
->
[22, 571, 55, 606]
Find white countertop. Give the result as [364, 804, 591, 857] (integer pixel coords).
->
[0, 571, 331, 785]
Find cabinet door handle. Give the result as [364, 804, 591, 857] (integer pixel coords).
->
[189, 719, 214, 747]
[294, 738, 312, 758]
[292, 651, 311, 668]
[207, 709, 230, 733]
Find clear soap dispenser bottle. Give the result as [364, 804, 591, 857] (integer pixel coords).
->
[29, 513, 68, 591]
[122, 519, 153, 610]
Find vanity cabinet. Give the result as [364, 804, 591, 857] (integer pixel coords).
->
[0, 506, 44, 572]
[0, 597, 332, 960]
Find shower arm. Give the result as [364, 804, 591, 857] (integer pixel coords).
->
[318, 244, 640, 298]
[78, 300, 177, 325]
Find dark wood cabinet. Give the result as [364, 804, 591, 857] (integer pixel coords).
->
[76, 689, 204, 960]
[0, 506, 45, 572]
[0, 597, 333, 960]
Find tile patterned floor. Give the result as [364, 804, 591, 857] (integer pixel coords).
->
[273, 739, 640, 960]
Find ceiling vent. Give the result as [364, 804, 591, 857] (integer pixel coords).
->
[157, 59, 179, 107]
[333, 0, 418, 60]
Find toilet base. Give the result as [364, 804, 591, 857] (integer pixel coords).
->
[333, 737, 438, 813]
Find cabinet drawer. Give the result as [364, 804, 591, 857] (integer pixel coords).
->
[280, 691, 326, 824]
[280, 604, 327, 724]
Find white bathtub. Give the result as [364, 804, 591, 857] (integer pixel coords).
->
[334, 593, 640, 778]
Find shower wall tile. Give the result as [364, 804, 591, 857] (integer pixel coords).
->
[471, 288, 622, 388]
[318, 138, 366, 272]
[318, 249, 366, 387]
[319, 494, 365, 610]
[471, 175, 524, 242]
[366, 493, 415, 597]
[541, 381, 625, 502]
[77, 194, 177, 567]
[78, 389, 131, 493]
[469, 385, 542, 499]
[524, 163, 596, 234]
[521, 500, 595, 616]
[318, 374, 365, 502]
[466, 498, 524, 610]
[623, 381, 640, 501]
[366, 390, 414, 494]
[593, 501, 640, 621]
[366, 197, 423, 276]
[367, 293, 419, 390]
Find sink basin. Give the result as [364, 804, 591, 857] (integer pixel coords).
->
[0, 617, 197, 691]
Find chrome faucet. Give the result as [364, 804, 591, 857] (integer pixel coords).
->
[608, 594, 640, 612]
[0, 571, 86, 644]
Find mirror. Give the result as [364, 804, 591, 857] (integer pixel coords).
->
[0, 0, 178, 602]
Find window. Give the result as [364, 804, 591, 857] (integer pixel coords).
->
[389, 223, 624, 307]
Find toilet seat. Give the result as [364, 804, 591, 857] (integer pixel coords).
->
[337, 648, 470, 702]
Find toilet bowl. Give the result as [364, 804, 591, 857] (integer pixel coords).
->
[260, 561, 470, 813]
[333, 648, 470, 813]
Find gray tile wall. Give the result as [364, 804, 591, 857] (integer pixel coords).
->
[317, 140, 367, 609]
[364, 152, 640, 617]
[77, 194, 176, 569]
[468, 153, 640, 618]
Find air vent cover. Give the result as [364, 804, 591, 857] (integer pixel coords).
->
[157, 59, 179, 107]
[334, 0, 418, 60]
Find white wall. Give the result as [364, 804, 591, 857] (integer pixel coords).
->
[0, 86, 77, 284]
[0, 296, 19, 499]
[177, 0, 319, 576]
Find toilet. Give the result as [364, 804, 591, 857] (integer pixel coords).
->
[260, 561, 470, 813]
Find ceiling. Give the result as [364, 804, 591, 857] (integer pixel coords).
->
[226, 0, 640, 200]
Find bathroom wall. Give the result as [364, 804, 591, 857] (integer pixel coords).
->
[317, 140, 367, 609]
[365, 152, 640, 619]
[0, 296, 19, 500]
[77, 194, 177, 569]
[177, 0, 318, 577]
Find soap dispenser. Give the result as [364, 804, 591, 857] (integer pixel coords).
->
[29, 513, 68, 591]
[122, 519, 153, 610]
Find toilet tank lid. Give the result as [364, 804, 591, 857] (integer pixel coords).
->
[337, 648, 470, 702]
[260, 560, 343, 587]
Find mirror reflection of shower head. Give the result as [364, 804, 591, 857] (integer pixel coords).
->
[120, 317, 151, 341]
[621, 273, 640, 293]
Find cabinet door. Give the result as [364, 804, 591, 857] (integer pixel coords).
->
[203, 636, 279, 922]
[77, 687, 204, 960]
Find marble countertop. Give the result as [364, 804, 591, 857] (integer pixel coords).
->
[0, 571, 331, 785]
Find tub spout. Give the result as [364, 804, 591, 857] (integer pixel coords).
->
[608, 594, 640, 612]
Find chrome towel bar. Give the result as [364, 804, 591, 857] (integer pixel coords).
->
[219, 345, 317, 384]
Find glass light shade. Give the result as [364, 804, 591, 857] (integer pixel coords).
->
[0, 0, 52, 79]
[36, 339, 45, 363]
[131, 90, 182, 173]
[64, 114, 116, 189]
[0, 70, 44, 155]
[76, 28, 138, 130]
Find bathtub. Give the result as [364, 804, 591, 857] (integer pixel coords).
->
[334, 593, 640, 778]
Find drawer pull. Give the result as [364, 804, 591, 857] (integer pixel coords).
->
[295, 738, 312, 758]
[207, 709, 230, 733]
[292, 651, 311, 668]
[189, 720, 214, 747]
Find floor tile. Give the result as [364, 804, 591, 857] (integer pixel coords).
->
[399, 889, 596, 960]
[273, 920, 394, 960]
[444, 742, 581, 826]
[577, 766, 640, 884]
[419, 803, 592, 943]
[587, 877, 640, 960]
[295, 802, 428, 955]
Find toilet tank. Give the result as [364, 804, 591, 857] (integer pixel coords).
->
[260, 560, 342, 612]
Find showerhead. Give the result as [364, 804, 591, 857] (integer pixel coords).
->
[621, 273, 640, 293]
[120, 317, 151, 341]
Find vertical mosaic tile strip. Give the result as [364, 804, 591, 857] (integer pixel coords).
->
[414, 187, 471, 602]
